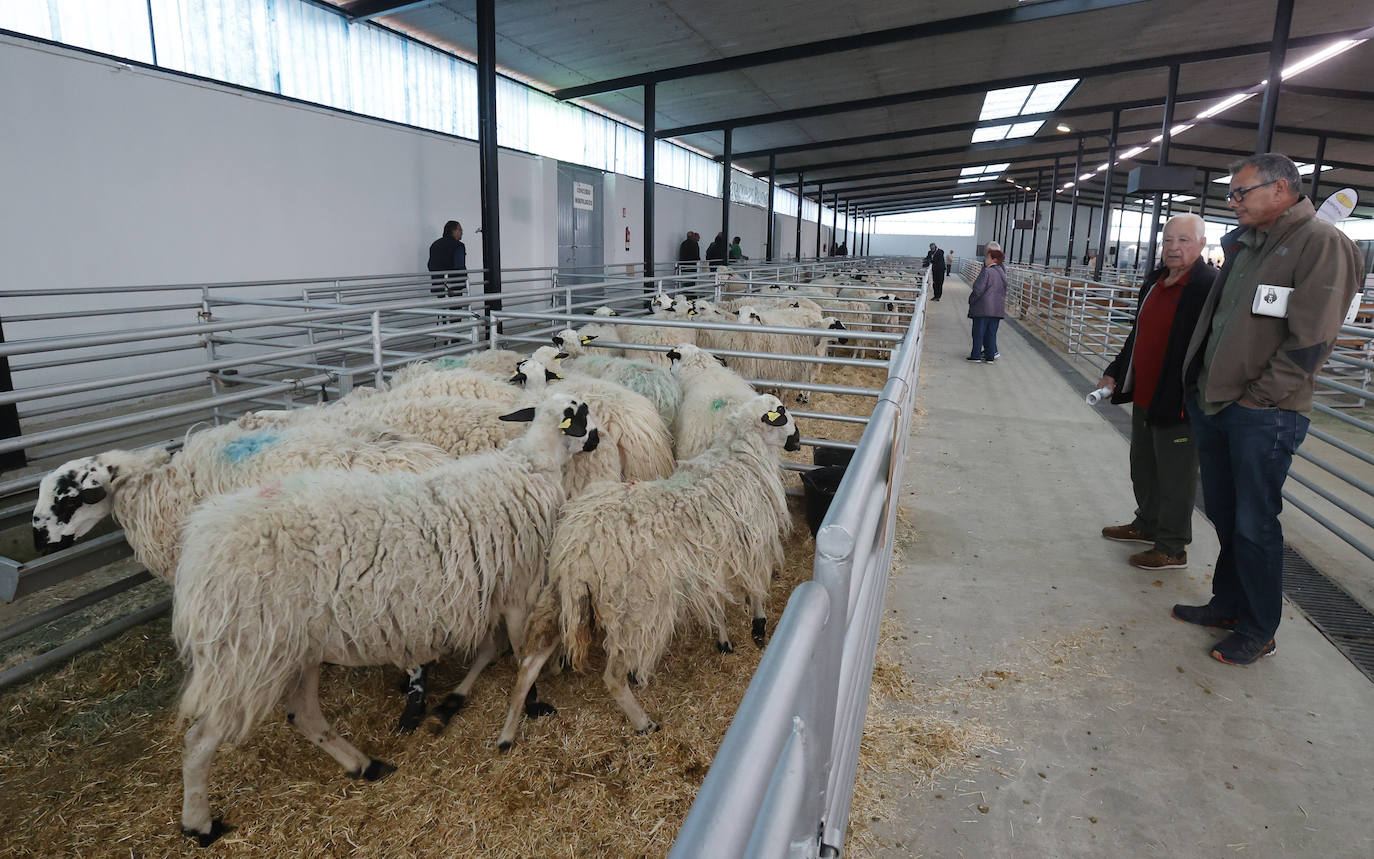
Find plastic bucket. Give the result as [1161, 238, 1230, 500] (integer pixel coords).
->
[801, 465, 848, 537]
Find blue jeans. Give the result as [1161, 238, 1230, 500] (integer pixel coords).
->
[1185, 397, 1309, 640]
[970, 317, 1000, 360]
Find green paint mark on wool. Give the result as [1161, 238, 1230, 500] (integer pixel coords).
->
[436, 356, 465, 369]
[711, 397, 728, 411]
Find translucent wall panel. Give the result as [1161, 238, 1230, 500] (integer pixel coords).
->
[1, 0, 155, 63]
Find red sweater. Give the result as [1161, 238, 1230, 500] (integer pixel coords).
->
[1132, 268, 1191, 409]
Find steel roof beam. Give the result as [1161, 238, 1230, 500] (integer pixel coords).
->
[341, 0, 444, 22]
[1199, 117, 1374, 144]
[722, 88, 1236, 162]
[779, 145, 1122, 188]
[552, 0, 1150, 100]
[1279, 84, 1374, 102]
[654, 29, 1365, 138]
[1169, 142, 1374, 175]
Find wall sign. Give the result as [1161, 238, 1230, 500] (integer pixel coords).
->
[573, 181, 594, 211]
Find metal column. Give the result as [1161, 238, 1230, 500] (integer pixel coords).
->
[830, 192, 839, 255]
[721, 128, 733, 260]
[1094, 109, 1121, 281]
[0, 316, 24, 470]
[815, 183, 824, 258]
[476, 0, 503, 308]
[795, 173, 804, 260]
[1143, 64, 1179, 275]
[1066, 136, 1084, 273]
[643, 83, 656, 281]
[1254, 0, 1295, 154]
[765, 154, 776, 262]
[1029, 167, 1043, 266]
[1310, 135, 1327, 200]
[1013, 187, 1025, 264]
[1044, 157, 1060, 267]
[1199, 168, 1211, 223]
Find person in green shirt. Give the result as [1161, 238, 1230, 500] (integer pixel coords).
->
[1174, 153, 1364, 666]
[728, 236, 746, 261]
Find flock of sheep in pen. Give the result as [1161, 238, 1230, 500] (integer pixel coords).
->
[28, 268, 916, 846]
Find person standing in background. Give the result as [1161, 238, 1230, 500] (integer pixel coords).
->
[925, 243, 946, 301]
[729, 236, 747, 262]
[966, 248, 1006, 361]
[945, 250, 953, 278]
[1176, 153, 1363, 665]
[427, 220, 467, 297]
[1098, 214, 1216, 572]
[677, 231, 701, 271]
[704, 232, 728, 269]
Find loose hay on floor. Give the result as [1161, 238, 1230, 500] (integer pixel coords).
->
[0, 361, 892, 858]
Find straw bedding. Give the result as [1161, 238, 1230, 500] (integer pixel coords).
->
[0, 361, 967, 858]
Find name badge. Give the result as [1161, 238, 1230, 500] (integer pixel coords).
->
[1251, 284, 1291, 319]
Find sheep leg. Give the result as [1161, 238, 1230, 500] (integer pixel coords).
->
[285, 664, 393, 782]
[603, 656, 660, 735]
[431, 632, 504, 729]
[395, 663, 429, 734]
[710, 605, 735, 654]
[495, 640, 559, 751]
[502, 603, 557, 719]
[181, 719, 233, 847]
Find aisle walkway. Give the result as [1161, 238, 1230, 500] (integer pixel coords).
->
[873, 276, 1374, 858]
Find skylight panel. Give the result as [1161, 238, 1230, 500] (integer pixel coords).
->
[979, 85, 1034, 121]
[971, 125, 1010, 143]
[1021, 79, 1079, 114]
[957, 176, 990, 184]
[1005, 120, 1044, 139]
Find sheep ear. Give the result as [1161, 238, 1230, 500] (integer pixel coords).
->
[608, 309, 617, 316]
[556, 352, 569, 360]
[582, 334, 596, 344]
[713, 354, 728, 366]
[510, 371, 528, 385]
[498, 407, 537, 422]
[545, 369, 561, 382]
[762, 408, 788, 427]
[551, 335, 563, 347]
[79, 486, 108, 504]
[666, 349, 681, 362]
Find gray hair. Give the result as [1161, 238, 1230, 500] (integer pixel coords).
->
[985, 240, 1002, 252]
[1166, 213, 1206, 241]
[1230, 153, 1301, 197]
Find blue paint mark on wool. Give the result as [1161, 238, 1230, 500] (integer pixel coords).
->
[222, 432, 281, 463]
[436, 356, 466, 369]
[711, 397, 728, 411]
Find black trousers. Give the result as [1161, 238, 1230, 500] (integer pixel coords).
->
[1128, 405, 1197, 556]
[931, 269, 944, 300]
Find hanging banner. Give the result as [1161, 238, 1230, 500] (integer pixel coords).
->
[573, 182, 595, 211]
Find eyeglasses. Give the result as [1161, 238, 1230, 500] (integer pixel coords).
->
[1226, 179, 1278, 203]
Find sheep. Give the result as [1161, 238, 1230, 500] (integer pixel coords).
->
[754, 305, 849, 403]
[575, 306, 626, 357]
[31, 422, 453, 581]
[173, 394, 601, 846]
[385, 359, 532, 403]
[551, 328, 681, 427]
[31, 423, 459, 735]
[622, 293, 695, 366]
[667, 343, 757, 461]
[494, 394, 800, 748]
[440, 348, 531, 376]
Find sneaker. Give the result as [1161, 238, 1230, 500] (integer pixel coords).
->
[1101, 524, 1152, 544]
[1210, 632, 1276, 665]
[983, 356, 996, 363]
[965, 355, 983, 362]
[1171, 603, 1238, 630]
[994, 352, 1001, 358]
[1130, 548, 1187, 570]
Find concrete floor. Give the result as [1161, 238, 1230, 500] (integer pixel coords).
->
[870, 276, 1374, 858]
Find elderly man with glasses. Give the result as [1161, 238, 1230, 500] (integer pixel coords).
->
[1176, 153, 1363, 665]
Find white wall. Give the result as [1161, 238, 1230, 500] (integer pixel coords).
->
[869, 233, 975, 262]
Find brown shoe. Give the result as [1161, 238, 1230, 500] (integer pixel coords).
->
[1102, 524, 1152, 544]
[1131, 548, 1187, 570]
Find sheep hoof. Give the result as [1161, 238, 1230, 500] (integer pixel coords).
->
[716, 640, 735, 654]
[183, 819, 232, 847]
[351, 759, 396, 782]
[496, 740, 514, 753]
[430, 693, 466, 730]
[525, 700, 557, 719]
[627, 672, 640, 687]
[396, 700, 426, 734]
[635, 722, 661, 736]
[752, 618, 767, 646]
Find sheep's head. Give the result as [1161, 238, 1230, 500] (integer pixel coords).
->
[667, 343, 726, 376]
[820, 316, 849, 346]
[738, 305, 764, 325]
[736, 395, 801, 451]
[31, 449, 167, 553]
[510, 358, 561, 389]
[529, 345, 569, 369]
[651, 293, 675, 312]
[691, 299, 716, 316]
[551, 328, 589, 356]
[593, 305, 618, 318]
[499, 395, 600, 454]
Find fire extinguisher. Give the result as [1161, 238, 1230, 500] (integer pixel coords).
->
[625, 227, 631, 251]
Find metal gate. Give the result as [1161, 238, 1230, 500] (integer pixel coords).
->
[557, 163, 605, 296]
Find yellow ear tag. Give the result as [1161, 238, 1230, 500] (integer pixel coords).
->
[766, 410, 781, 422]
[551, 372, 563, 380]
[581, 336, 591, 345]
[559, 418, 573, 429]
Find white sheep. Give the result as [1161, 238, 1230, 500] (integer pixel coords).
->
[622, 293, 695, 366]
[551, 328, 682, 427]
[667, 343, 758, 461]
[173, 394, 601, 846]
[494, 394, 799, 747]
[576, 306, 626, 357]
[754, 305, 849, 403]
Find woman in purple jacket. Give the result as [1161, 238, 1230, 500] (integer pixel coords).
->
[967, 248, 1008, 362]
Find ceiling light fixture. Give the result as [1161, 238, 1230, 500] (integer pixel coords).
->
[1056, 123, 1072, 133]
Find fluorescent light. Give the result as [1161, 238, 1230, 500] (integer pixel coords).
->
[1119, 146, 1147, 159]
[1196, 92, 1255, 119]
[1095, 163, 1110, 172]
[1079, 172, 1094, 181]
[1061, 182, 1075, 189]
[1056, 123, 1072, 133]
[1282, 39, 1365, 79]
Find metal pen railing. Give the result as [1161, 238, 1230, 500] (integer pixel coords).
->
[670, 268, 929, 858]
[959, 256, 1374, 565]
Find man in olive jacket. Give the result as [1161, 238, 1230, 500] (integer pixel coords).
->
[1098, 214, 1216, 572]
[1175, 153, 1364, 666]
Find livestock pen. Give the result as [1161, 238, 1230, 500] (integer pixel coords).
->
[0, 258, 932, 856]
